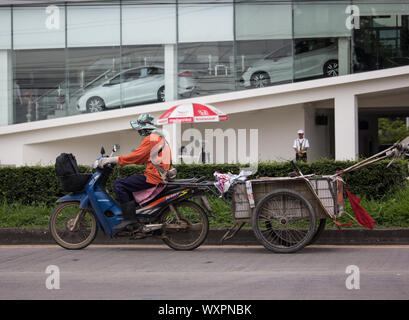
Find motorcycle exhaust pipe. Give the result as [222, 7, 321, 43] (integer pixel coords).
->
[142, 224, 163, 233]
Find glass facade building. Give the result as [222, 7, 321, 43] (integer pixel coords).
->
[1, 0, 409, 126]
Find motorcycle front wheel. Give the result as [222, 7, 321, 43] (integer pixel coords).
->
[49, 201, 98, 250]
[160, 200, 209, 251]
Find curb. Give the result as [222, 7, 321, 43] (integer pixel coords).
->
[0, 228, 409, 245]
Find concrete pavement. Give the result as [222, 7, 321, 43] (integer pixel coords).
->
[0, 244, 408, 300]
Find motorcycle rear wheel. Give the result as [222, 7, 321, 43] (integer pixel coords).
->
[49, 201, 98, 250]
[160, 200, 209, 251]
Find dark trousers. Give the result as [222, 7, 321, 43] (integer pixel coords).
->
[296, 153, 307, 162]
[113, 174, 155, 204]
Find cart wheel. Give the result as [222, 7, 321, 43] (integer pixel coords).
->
[309, 219, 326, 245]
[252, 189, 317, 253]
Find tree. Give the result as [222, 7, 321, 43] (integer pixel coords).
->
[378, 117, 409, 144]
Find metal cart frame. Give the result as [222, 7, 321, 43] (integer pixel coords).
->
[169, 138, 409, 253]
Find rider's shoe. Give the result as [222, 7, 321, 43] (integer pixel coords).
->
[114, 200, 141, 231]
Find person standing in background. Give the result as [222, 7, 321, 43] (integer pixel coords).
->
[293, 129, 309, 162]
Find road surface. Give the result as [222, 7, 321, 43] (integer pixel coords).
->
[0, 244, 408, 300]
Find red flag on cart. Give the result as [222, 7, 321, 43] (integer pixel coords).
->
[345, 188, 375, 230]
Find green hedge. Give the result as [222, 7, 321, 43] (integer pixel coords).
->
[0, 159, 407, 205]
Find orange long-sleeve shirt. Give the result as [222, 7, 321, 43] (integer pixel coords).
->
[118, 133, 171, 185]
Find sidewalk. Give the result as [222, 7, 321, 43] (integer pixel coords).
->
[1, 228, 408, 245]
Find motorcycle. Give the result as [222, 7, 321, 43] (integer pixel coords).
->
[49, 144, 213, 250]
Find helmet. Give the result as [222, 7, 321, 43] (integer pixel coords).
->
[297, 129, 304, 134]
[130, 113, 157, 132]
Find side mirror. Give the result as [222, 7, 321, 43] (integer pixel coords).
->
[112, 144, 120, 153]
[101, 146, 106, 156]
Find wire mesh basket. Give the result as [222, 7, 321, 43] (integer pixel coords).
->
[308, 177, 337, 217]
[231, 182, 252, 219]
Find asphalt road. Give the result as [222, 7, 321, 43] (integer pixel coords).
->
[0, 244, 408, 300]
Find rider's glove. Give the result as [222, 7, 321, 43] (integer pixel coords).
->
[98, 156, 119, 168]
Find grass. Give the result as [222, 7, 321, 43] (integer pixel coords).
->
[0, 202, 51, 228]
[1, 183, 409, 229]
[344, 183, 409, 227]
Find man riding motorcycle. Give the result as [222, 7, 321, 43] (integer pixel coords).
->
[97, 113, 172, 230]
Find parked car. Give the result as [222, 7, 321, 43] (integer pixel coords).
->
[240, 39, 339, 88]
[76, 66, 197, 113]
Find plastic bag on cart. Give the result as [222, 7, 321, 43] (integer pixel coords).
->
[213, 170, 252, 195]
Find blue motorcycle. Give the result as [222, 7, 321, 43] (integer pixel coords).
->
[49, 144, 212, 250]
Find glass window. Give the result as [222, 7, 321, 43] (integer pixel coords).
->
[266, 45, 292, 60]
[236, 39, 293, 89]
[0, 8, 11, 49]
[120, 45, 165, 106]
[353, 1, 409, 73]
[357, 1, 409, 16]
[109, 74, 121, 86]
[67, 4, 120, 47]
[121, 3, 173, 105]
[235, 2, 292, 41]
[178, 41, 234, 98]
[124, 69, 141, 81]
[235, 2, 293, 89]
[13, 48, 66, 123]
[293, 2, 351, 39]
[68, 47, 121, 113]
[13, 5, 65, 50]
[149, 67, 164, 75]
[178, 1, 233, 43]
[122, 2, 176, 45]
[293, 2, 349, 80]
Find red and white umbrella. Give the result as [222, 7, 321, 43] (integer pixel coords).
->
[157, 103, 228, 125]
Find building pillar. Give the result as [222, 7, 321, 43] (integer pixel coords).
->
[163, 44, 180, 163]
[334, 93, 358, 160]
[0, 50, 13, 126]
[164, 44, 178, 102]
[338, 37, 351, 76]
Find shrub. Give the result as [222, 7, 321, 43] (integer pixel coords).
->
[0, 159, 407, 205]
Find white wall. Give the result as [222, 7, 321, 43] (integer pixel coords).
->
[23, 133, 121, 166]
[303, 102, 334, 162]
[184, 104, 305, 164]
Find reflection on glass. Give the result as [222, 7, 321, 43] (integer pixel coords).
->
[237, 40, 293, 88]
[354, 14, 409, 73]
[294, 38, 339, 81]
[68, 47, 120, 113]
[178, 41, 234, 97]
[120, 45, 166, 107]
[13, 49, 66, 123]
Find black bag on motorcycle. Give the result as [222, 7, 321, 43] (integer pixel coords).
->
[55, 153, 91, 192]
